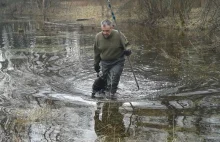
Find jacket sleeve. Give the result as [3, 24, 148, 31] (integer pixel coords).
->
[94, 35, 101, 65]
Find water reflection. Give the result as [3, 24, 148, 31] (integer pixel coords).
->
[0, 97, 97, 142]
[119, 98, 220, 142]
[64, 31, 81, 64]
[94, 102, 126, 142]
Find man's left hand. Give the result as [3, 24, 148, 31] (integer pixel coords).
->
[94, 63, 100, 73]
[124, 49, 132, 56]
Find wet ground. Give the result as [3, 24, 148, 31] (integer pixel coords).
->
[0, 19, 220, 142]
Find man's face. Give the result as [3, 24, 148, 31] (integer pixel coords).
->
[101, 25, 112, 38]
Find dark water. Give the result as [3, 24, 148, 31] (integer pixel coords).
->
[0, 19, 220, 142]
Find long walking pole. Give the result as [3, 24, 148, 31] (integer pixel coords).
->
[106, 0, 139, 90]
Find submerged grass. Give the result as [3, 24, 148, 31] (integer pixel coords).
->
[12, 103, 52, 134]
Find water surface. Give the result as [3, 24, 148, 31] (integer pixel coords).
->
[0, 18, 220, 142]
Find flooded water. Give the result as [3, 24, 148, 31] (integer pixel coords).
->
[0, 18, 220, 142]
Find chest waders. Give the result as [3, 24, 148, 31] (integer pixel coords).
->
[101, 57, 125, 95]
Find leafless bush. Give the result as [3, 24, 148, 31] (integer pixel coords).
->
[201, 0, 220, 35]
[135, 0, 194, 27]
[135, 0, 170, 25]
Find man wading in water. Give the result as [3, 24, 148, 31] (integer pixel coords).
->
[92, 19, 131, 99]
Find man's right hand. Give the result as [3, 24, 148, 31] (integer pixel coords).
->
[94, 64, 100, 73]
[124, 49, 132, 56]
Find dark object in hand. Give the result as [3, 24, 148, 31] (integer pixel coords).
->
[124, 49, 132, 56]
[94, 64, 100, 73]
